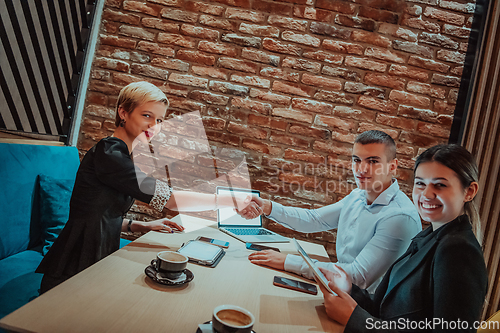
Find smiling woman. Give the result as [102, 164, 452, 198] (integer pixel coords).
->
[35, 81, 251, 294]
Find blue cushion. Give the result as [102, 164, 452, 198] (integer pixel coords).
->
[38, 175, 75, 255]
[0, 143, 79, 260]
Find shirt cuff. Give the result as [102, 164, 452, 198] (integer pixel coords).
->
[267, 201, 284, 220]
[149, 180, 172, 212]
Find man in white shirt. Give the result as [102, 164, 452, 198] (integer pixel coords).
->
[241, 130, 421, 292]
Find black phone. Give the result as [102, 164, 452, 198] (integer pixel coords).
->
[245, 243, 280, 252]
[273, 276, 318, 295]
[196, 236, 230, 248]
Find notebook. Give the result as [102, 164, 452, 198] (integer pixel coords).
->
[216, 186, 289, 243]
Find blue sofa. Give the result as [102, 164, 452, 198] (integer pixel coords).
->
[0, 142, 130, 321]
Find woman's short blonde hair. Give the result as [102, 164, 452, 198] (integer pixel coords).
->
[115, 81, 169, 127]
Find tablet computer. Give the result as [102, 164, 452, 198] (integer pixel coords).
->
[292, 238, 336, 295]
[177, 240, 225, 267]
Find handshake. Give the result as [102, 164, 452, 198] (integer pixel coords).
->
[236, 196, 272, 220]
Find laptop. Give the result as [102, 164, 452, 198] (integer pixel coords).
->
[216, 186, 289, 243]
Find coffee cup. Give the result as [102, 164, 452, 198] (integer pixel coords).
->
[212, 305, 255, 333]
[153, 251, 188, 279]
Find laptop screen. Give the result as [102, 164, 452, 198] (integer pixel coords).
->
[217, 187, 261, 227]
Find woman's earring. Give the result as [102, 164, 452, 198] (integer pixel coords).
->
[120, 119, 125, 127]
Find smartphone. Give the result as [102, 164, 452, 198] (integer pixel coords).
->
[196, 236, 230, 248]
[273, 276, 318, 295]
[245, 243, 280, 252]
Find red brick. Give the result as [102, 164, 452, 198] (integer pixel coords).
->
[365, 47, 405, 64]
[285, 149, 325, 164]
[161, 83, 189, 97]
[364, 73, 405, 90]
[407, 81, 446, 99]
[206, 131, 240, 146]
[389, 65, 428, 82]
[436, 50, 465, 64]
[310, 22, 351, 40]
[345, 56, 387, 72]
[399, 105, 438, 123]
[408, 56, 450, 73]
[262, 38, 302, 56]
[322, 40, 363, 55]
[102, 21, 119, 34]
[260, 67, 300, 82]
[378, 23, 418, 42]
[106, 0, 122, 8]
[149, 0, 182, 6]
[136, 41, 174, 57]
[230, 74, 270, 88]
[272, 81, 315, 97]
[282, 57, 321, 74]
[431, 74, 461, 87]
[417, 122, 450, 138]
[329, 131, 357, 144]
[141, 18, 179, 33]
[293, 6, 333, 22]
[248, 114, 287, 130]
[225, 8, 266, 23]
[239, 23, 279, 38]
[335, 15, 376, 32]
[292, 98, 333, 114]
[221, 33, 262, 48]
[94, 57, 129, 72]
[231, 97, 272, 114]
[314, 90, 354, 105]
[211, 0, 251, 8]
[185, 1, 224, 15]
[218, 57, 259, 73]
[113, 72, 161, 87]
[289, 125, 329, 139]
[242, 139, 281, 154]
[424, 7, 465, 25]
[358, 96, 398, 113]
[315, 0, 355, 14]
[333, 105, 377, 122]
[389, 90, 431, 108]
[199, 14, 237, 31]
[402, 14, 441, 33]
[392, 40, 433, 58]
[315, 115, 356, 131]
[176, 50, 215, 66]
[210, 81, 249, 96]
[242, 49, 280, 66]
[400, 131, 442, 148]
[198, 41, 237, 57]
[351, 30, 392, 48]
[228, 122, 268, 139]
[268, 15, 308, 32]
[358, 123, 399, 139]
[253, 1, 293, 16]
[161, 8, 198, 23]
[168, 96, 206, 112]
[168, 73, 208, 88]
[376, 114, 417, 130]
[460, 42, 468, 52]
[282, 31, 321, 47]
[448, 89, 459, 104]
[151, 57, 189, 71]
[189, 90, 229, 105]
[440, 1, 475, 14]
[302, 73, 342, 90]
[443, 24, 471, 39]
[344, 82, 385, 99]
[272, 108, 314, 123]
[419, 32, 459, 49]
[250, 88, 291, 105]
[437, 114, 454, 126]
[99, 34, 136, 49]
[405, 5, 423, 16]
[123, 1, 159, 16]
[86, 92, 108, 106]
[359, 6, 399, 24]
[130, 64, 169, 80]
[86, 104, 114, 118]
[103, 9, 141, 25]
[450, 65, 463, 76]
[157, 33, 195, 48]
[180, 24, 219, 40]
[302, 51, 343, 65]
[313, 141, 353, 156]
[270, 132, 310, 148]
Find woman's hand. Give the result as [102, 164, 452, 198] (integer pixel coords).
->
[317, 267, 357, 325]
[237, 196, 267, 219]
[143, 218, 185, 233]
[248, 250, 286, 270]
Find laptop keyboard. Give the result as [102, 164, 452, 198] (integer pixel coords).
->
[225, 228, 273, 236]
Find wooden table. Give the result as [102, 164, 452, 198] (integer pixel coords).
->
[0, 215, 344, 333]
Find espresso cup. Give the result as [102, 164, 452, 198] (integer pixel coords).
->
[212, 305, 255, 333]
[153, 251, 188, 279]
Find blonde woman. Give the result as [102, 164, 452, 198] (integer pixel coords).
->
[37, 82, 249, 293]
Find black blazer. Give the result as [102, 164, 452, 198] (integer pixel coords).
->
[346, 215, 487, 333]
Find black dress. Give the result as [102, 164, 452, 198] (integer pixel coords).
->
[36, 137, 171, 288]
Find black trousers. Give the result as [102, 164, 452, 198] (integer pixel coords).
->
[39, 274, 71, 295]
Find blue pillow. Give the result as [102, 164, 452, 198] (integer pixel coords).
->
[38, 175, 75, 255]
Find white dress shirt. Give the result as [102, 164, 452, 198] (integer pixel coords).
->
[267, 180, 421, 293]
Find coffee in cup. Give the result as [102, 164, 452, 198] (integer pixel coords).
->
[154, 251, 188, 279]
[212, 305, 255, 333]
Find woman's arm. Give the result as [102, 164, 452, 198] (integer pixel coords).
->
[164, 191, 250, 212]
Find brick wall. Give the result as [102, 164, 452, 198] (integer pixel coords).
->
[80, 0, 475, 257]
